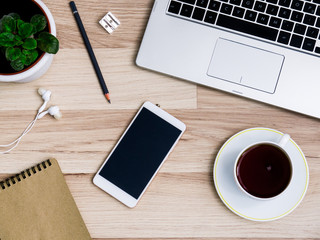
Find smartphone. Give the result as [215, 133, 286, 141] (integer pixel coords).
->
[93, 101, 186, 208]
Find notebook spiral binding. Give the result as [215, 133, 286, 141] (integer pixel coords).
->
[0, 159, 52, 190]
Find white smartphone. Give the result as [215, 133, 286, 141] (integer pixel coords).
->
[93, 101, 186, 208]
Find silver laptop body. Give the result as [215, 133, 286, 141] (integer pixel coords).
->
[136, 0, 320, 118]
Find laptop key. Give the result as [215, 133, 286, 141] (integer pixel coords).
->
[317, 6, 320, 16]
[168, 1, 182, 14]
[192, 7, 206, 20]
[306, 26, 319, 38]
[221, 3, 233, 14]
[204, 10, 218, 24]
[303, 14, 316, 25]
[303, 3, 316, 14]
[208, 0, 221, 11]
[278, 31, 291, 44]
[196, 0, 209, 7]
[294, 23, 307, 34]
[180, 4, 194, 17]
[269, 16, 282, 27]
[257, 13, 270, 24]
[291, 11, 303, 22]
[316, 17, 320, 27]
[291, 0, 304, 11]
[266, 4, 279, 15]
[242, 0, 255, 9]
[216, 14, 279, 41]
[230, 0, 241, 5]
[278, 7, 291, 19]
[282, 20, 294, 31]
[315, 46, 320, 53]
[302, 38, 316, 51]
[254, 1, 267, 12]
[233, 7, 245, 17]
[245, 10, 257, 21]
[290, 34, 303, 47]
[279, 0, 291, 7]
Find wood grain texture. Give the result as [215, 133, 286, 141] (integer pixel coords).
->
[0, 0, 319, 239]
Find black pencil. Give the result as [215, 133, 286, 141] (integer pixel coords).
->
[69, 1, 111, 103]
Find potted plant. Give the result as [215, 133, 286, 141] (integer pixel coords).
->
[0, 0, 58, 83]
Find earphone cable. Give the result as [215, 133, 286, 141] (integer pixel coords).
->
[0, 113, 40, 154]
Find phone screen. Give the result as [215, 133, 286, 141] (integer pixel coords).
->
[98, 107, 182, 199]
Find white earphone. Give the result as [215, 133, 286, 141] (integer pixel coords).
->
[37, 88, 62, 119]
[38, 105, 62, 120]
[0, 88, 62, 154]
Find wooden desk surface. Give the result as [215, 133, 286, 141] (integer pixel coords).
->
[0, 0, 319, 239]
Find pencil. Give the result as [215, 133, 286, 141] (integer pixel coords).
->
[69, 1, 111, 104]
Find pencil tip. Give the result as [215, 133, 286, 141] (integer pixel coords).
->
[105, 93, 111, 104]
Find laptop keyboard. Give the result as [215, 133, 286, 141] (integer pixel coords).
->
[166, 0, 320, 56]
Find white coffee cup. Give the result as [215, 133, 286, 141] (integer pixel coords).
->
[234, 134, 293, 200]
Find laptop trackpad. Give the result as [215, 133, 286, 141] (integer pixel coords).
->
[207, 38, 284, 94]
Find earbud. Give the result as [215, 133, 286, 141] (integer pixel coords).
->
[38, 88, 51, 101]
[48, 106, 62, 119]
[38, 88, 52, 113]
[38, 106, 62, 120]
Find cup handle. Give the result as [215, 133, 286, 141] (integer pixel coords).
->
[279, 134, 290, 148]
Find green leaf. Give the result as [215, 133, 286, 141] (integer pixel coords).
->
[10, 58, 24, 71]
[18, 23, 33, 38]
[30, 14, 47, 33]
[31, 49, 39, 62]
[19, 53, 27, 65]
[8, 13, 20, 20]
[17, 19, 24, 30]
[5, 47, 21, 61]
[22, 38, 37, 50]
[30, 24, 37, 35]
[0, 32, 15, 47]
[37, 32, 59, 54]
[14, 35, 23, 46]
[10, 53, 27, 71]
[1, 15, 16, 33]
[22, 49, 38, 66]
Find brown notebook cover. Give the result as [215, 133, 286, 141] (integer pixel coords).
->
[0, 158, 91, 240]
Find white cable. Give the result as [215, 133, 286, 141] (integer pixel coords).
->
[0, 112, 40, 154]
[0, 113, 39, 148]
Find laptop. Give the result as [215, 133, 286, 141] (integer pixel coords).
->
[136, 0, 320, 118]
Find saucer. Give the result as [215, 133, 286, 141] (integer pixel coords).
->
[213, 127, 309, 221]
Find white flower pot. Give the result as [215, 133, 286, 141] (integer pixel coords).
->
[0, 0, 56, 83]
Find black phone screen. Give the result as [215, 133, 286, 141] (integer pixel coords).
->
[99, 107, 182, 199]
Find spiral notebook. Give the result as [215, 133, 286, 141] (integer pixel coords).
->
[0, 158, 91, 240]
